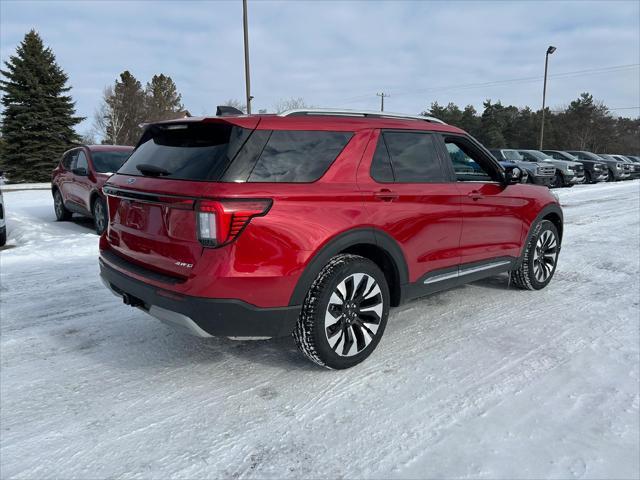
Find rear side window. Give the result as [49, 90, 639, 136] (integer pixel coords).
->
[118, 123, 251, 181]
[373, 131, 446, 183]
[248, 131, 352, 182]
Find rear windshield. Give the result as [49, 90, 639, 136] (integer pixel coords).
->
[92, 151, 132, 173]
[118, 123, 251, 181]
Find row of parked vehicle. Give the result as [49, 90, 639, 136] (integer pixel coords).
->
[490, 149, 640, 188]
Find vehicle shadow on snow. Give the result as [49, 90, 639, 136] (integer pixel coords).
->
[53, 310, 320, 373]
[52, 275, 514, 373]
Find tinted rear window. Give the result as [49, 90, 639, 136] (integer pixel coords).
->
[248, 130, 352, 182]
[118, 123, 251, 180]
[92, 151, 132, 173]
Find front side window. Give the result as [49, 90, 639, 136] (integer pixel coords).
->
[62, 151, 77, 170]
[444, 139, 494, 182]
[92, 151, 132, 173]
[75, 151, 88, 170]
[248, 130, 352, 182]
[372, 131, 446, 183]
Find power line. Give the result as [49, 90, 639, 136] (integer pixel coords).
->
[337, 63, 639, 105]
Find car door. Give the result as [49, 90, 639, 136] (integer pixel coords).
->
[438, 134, 527, 266]
[357, 129, 462, 284]
[59, 149, 78, 204]
[72, 149, 92, 212]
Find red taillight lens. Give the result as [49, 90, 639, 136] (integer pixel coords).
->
[196, 199, 272, 247]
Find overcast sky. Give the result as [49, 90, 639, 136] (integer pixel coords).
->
[1, 0, 639, 135]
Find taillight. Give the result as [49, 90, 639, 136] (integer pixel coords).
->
[196, 199, 272, 247]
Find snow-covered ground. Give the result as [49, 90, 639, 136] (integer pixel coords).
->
[1, 182, 639, 479]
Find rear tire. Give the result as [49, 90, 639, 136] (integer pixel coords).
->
[512, 220, 560, 291]
[92, 196, 108, 235]
[0, 226, 6, 247]
[607, 169, 615, 182]
[53, 190, 71, 221]
[293, 254, 390, 369]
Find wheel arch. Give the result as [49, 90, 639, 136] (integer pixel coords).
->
[516, 203, 564, 267]
[89, 190, 104, 211]
[289, 228, 409, 307]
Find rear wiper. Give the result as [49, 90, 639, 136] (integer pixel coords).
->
[135, 163, 171, 176]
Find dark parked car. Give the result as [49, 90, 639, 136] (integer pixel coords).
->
[566, 151, 627, 182]
[99, 109, 563, 369]
[52, 145, 134, 234]
[0, 189, 5, 247]
[490, 149, 553, 186]
[542, 150, 608, 184]
[517, 150, 584, 188]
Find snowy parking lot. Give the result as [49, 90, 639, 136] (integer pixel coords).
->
[1, 181, 639, 479]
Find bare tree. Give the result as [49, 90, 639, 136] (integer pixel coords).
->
[93, 86, 127, 145]
[221, 99, 247, 113]
[273, 97, 310, 114]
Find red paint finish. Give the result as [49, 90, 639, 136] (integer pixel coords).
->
[99, 114, 560, 309]
[52, 145, 134, 213]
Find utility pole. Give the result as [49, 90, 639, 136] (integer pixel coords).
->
[377, 92, 389, 112]
[242, 0, 252, 114]
[539, 45, 556, 149]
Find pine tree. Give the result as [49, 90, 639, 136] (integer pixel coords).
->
[0, 30, 83, 182]
[105, 71, 146, 146]
[145, 74, 183, 122]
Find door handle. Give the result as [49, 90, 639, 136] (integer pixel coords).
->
[374, 189, 398, 202]
[467, 191, 483, 201]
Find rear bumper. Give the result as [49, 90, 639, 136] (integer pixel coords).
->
[99, 258, 300, 338]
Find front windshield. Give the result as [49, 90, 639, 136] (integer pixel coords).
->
[503, 150, 523, 161]
[525, 150, 552, 161]
[92, 151, 132, 173]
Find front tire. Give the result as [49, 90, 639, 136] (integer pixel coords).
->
[293, 254, 390, 369]
[92, 197, 108, 235]
[53, 190, 71, 221]
[512, 220, 560, 290]
[550, 172, 564, 188]
[0, 226, 6, 247]
[584, 170, 593, 184]
[607, 169, 615, 182]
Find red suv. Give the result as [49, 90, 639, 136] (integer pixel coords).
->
[99, 110, 563, 369]
[52, 145, 134, 234]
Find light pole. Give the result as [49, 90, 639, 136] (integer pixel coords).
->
[242, 0, 252, 114]
[539, 45, 556, 149]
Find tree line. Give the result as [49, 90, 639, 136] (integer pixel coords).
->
[1, 29, 638, 183]
[424, 93, 639, 154]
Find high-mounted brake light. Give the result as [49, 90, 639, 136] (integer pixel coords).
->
[196, 199, 272, 247]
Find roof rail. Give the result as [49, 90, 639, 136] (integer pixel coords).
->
[278, 108, 446, 124]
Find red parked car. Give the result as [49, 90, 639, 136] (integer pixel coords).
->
[52, 145, 134, 234]
[99, 109, 563, 369]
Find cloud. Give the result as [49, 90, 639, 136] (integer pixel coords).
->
[1, 0, 638, 135]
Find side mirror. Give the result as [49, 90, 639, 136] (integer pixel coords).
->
[72, 167, 88, 176]
[503, 166, 523, 185]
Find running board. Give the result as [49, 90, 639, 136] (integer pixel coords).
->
[401, 257, 516, 303]
[424, 260, 512, 284]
